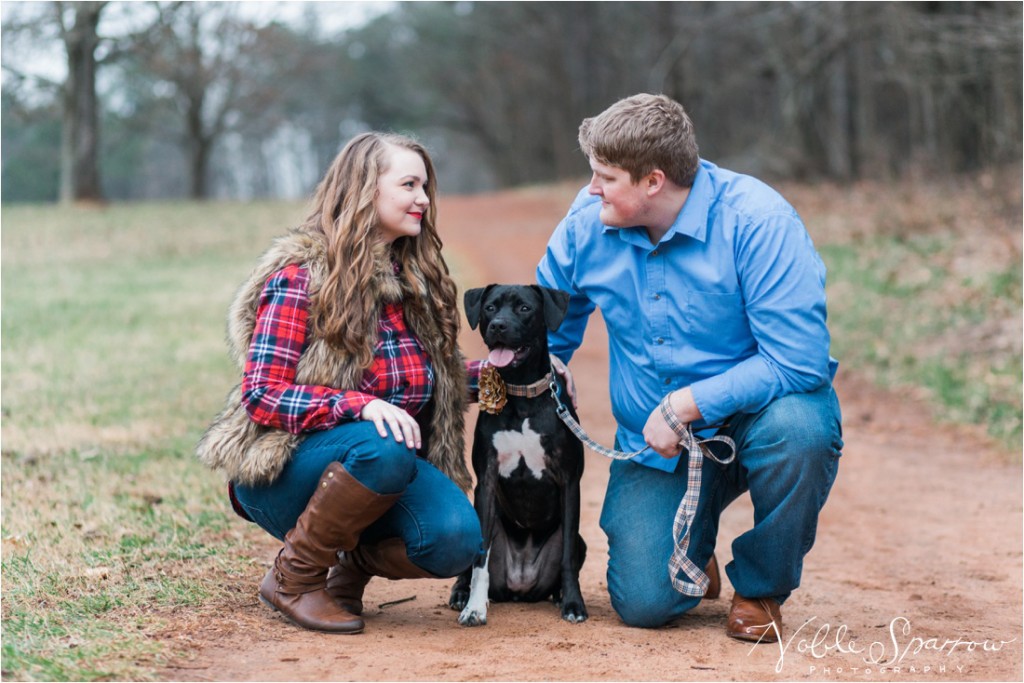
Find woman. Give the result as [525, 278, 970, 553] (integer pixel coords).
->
[197, 132, 482, 634]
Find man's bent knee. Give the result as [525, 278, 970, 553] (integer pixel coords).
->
[608, 575, 701, 628]
[611, 591, 698, 628]
[759, 388, 838, 441]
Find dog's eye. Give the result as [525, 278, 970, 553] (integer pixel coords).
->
[484, 304, 496, 312]
[519, 305, 532, 313]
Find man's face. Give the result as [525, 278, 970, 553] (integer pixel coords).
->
[587, 158, 648, 228]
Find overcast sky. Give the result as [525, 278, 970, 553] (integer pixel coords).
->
[242, 0, 394, 32]
[1, 0, 394, 85]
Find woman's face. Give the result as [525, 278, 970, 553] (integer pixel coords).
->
[376, 147, 430, 244]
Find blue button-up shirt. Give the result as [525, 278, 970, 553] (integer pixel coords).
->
[536, 160, 838, 472]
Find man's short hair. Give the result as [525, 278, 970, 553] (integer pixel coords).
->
[578, 93, 700, 188]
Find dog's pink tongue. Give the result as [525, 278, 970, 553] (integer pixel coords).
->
[488, 347, 515, 368]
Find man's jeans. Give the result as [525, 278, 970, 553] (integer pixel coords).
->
[601, 384, 842, 628]
[234, 421, 482, 578]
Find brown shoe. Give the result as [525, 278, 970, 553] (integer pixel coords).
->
[258, 462, 400, 633]
[326, 538, 435, 614]
[726, 593, 782, 643]
[704, 554, 721, 600]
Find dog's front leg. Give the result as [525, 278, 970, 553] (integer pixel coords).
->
[558, 474, 588, 623]
[449, 474, 487, 612]
[457, 548, 491, 627]
[458, 461, 498, 627]
[448, 546, 474, 611]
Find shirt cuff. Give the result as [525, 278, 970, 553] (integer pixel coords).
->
[689, 375, 737, 426]
[331, 390, 379, 420]
[466, 359, 485, 402]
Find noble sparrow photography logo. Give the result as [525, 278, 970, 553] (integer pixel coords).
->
[750, 615, 1017, 675]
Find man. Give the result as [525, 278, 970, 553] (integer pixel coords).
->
[536, 93, 842, 642]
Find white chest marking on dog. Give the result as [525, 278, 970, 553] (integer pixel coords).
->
[492, 419, 548, 479]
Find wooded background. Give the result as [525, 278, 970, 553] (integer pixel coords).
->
[2, 1, 1021, 202]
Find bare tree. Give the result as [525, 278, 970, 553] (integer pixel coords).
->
[3, 1, 1020, 200]
[55, 1, 106, 203]
[141, 2, 269, 199]
[3, 1, 157, 203]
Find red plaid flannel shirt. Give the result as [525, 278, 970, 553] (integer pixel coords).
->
[242, 264, 483, 433]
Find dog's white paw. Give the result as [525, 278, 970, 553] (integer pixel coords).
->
[458, 607, 488, 627]
[457, 553, 491, 626]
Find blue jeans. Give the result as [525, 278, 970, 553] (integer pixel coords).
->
[600, 384, 842, 628]
[233, 421, 482, 578]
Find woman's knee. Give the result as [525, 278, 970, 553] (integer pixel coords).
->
[298, 422, 419, 494]
[411, 504, 482, 577]
[345, 435, 418, 494]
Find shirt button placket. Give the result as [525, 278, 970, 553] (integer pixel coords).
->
[648, 246, 670, 372]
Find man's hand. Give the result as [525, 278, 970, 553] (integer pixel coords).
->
[550, 354, 577, 409]
[360, 399, 421, 449]
[642, 387, 703, 458]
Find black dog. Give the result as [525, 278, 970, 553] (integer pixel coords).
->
[449, 284, 587, 626]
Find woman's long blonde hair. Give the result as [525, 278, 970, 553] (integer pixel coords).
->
[303, 132, 460, 368]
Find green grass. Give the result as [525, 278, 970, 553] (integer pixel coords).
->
[1, 174, 1021, 679]
[786, 169, 1023, 450]
[1, 448, 253, 680]
[1, 201, 304, 681]
[1, 202, 303, 452]
[821, 234, 1021, 447]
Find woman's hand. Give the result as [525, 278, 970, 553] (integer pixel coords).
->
[550, 354, 577, 409]
[360, 399, 421, 449]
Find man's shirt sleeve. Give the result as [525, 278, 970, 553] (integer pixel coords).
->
[689, 211, 834, 424]
[536, 211, 597, 364]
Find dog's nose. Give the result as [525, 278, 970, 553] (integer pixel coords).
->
[488, 319, 508, 334]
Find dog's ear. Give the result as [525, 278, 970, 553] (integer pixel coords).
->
[535, 286, 571, 332]
[464, 286, 492, 330]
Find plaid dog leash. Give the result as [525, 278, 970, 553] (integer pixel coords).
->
[550, 375, 736, 596]
[658, 396, 736, 596]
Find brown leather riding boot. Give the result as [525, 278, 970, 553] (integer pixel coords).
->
[326, 538, 436, 614]
[325, 552, 372, 615]
[258, 462, 401, 633]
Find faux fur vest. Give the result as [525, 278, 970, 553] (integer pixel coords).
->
[195, 227, 471, 491]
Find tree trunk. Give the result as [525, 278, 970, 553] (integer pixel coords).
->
[189, 138, 210, 200]
[58, 1, 105, 203]
[185, 87, 209, 199]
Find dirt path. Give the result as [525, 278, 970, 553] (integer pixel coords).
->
[162, 187, 1022, 682]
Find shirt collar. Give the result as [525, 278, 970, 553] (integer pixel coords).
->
[662, 160, 711, 244]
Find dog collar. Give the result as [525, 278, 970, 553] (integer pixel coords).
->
[505, 372, 553, 399]
[478, 364, 552, 414]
